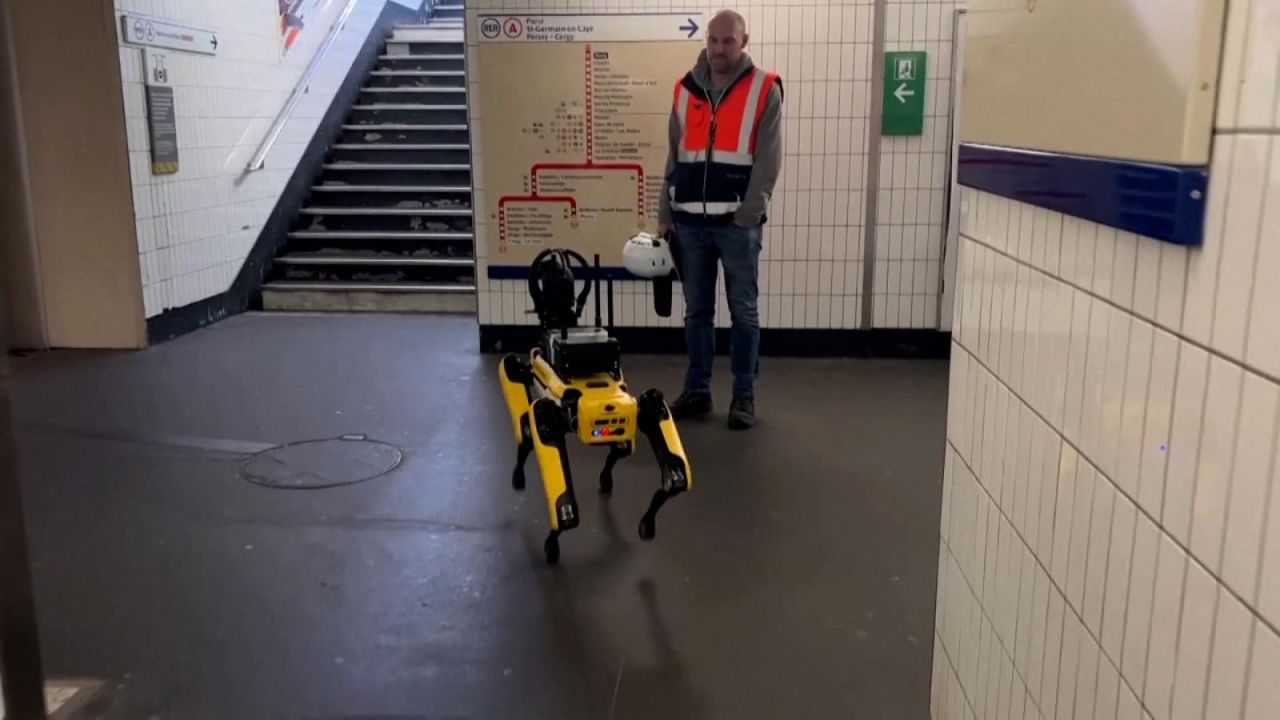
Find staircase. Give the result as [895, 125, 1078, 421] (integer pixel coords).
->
[262, 3, 475, 314]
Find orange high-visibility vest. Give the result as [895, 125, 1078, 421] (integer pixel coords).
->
[669, 66, 781, 220]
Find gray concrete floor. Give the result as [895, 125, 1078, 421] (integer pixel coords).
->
[11, 314, 948, 720]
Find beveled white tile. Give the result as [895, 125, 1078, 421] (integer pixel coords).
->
[1168, 560, 1216, 720]
[1095, 228, 1116, 298]
[1076, 223, 1098, 294]
[1075, 636, 1101, 720]
[977, 616, 997, 719]
[1111, 231, 1137, 310]
[1015, 549, 1038, 679]
[1083, 477, 1116, 637]
[933, 636, 947, 720]
[1041, 588, 1067, 715]
[1095, 655, 1121, 720]
[1031, 207, 1049, 270]
[1013, 404, 1034, 537]
[1015, 202, 1035, 266]
[1098, 310, 1132, 479]
[1101, 494, 1138, 664]
[1204, 588, 1252, 720]
[1056, 611, 1084, 720]
[1027, 567, 1051, 707]
[1155, 244, 1189, 333]
[1243, 622, 1280, 720]
[1189, 356, 1244, 573]
[1116, 321, 1154, 500]
[1025, 418, 1049, 562]
[1024, 273, 1048, 417]
[1259, 429, 1280, 628]
[1163, 343, 1210, 545]
[996, 390, 1015, 514]
[1138, 329, 1179, 520]
[1052, 445, 1081, 590]
[1121, 512, 1160, 698]
[1221, 370, 1278, 600]
[1245, 138, 1280, 379]
[1118, 683, 1143, 720]
[1011, 264, 1031, 396]
[998, 645, 1015, 720]
[1142, 535, 1188, 720]
[981, 246, 998, 365]
[1132, 236, 1160, 321]
[1066, 460, 1096, 614]
[1061, 217, 1081, 286]
[1063, 292, 1093, 445]
[1212, 135, 1270, 362]
[1047, 279, 1074, 430]
[1038, 435, 1064, 568]
[1045, 212, 1064, 278]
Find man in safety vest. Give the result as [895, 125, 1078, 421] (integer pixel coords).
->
[657, 9, 783, 430]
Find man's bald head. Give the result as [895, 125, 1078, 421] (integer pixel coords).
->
[709, 9, 746, 34]
[705, 9, 749, 80]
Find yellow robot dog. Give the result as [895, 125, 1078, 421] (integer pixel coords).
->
[498, 245, 692, 564]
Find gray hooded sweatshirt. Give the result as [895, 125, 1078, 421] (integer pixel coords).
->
[657, 49, 784, 228]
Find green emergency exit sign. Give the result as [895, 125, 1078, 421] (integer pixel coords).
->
[882, 51, 927, 136]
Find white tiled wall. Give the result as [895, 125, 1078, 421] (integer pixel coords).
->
[471, 0, 959, 330]
[875, 0, 956, 329]
[931, 3, 1280, 719]
[115, 0, 391, 318]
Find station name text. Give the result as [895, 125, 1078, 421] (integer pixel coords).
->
[526, 18, 594, 41]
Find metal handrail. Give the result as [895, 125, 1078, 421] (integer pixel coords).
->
[245, 0, 361, 173]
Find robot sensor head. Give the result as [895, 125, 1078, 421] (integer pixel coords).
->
[622, 232, 675, 279]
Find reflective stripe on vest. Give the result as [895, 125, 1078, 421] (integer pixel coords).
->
[674, 149, 753, 166]
[670, 199, 741, 214]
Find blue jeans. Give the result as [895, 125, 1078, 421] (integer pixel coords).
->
[676, 223, 762, 397]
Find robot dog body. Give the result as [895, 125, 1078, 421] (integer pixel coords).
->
[498, 247, 692, 564]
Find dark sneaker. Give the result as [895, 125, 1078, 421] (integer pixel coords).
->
[728, 395, 756, 430]
[670, 390, 712, 420]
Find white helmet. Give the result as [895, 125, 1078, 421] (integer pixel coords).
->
[622, 232, 675, 278]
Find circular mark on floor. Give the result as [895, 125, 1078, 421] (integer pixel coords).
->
[241, 435, 403, 489]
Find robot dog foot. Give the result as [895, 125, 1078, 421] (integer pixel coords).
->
[544, 529, 561, 565]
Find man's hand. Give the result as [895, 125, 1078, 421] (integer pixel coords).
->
[658, 222, 674, 237]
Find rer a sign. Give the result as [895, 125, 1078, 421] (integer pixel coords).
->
[882, 51, 926, 136]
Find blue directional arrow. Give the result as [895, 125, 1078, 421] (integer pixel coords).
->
[680, 17, 699, 38]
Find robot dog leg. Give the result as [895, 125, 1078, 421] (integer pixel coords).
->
[598, 441, 634, 495]
[499, 354, 535, 491]
[528, 397, 580, 564]
[636, 389, 693, 540]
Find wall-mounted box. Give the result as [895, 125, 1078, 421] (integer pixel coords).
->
[957, 0, 1227, 246]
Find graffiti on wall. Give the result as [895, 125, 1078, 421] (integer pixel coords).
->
[279, 0, 316, 54]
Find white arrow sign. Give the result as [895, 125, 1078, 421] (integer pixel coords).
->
[894, 83, 915, 104]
